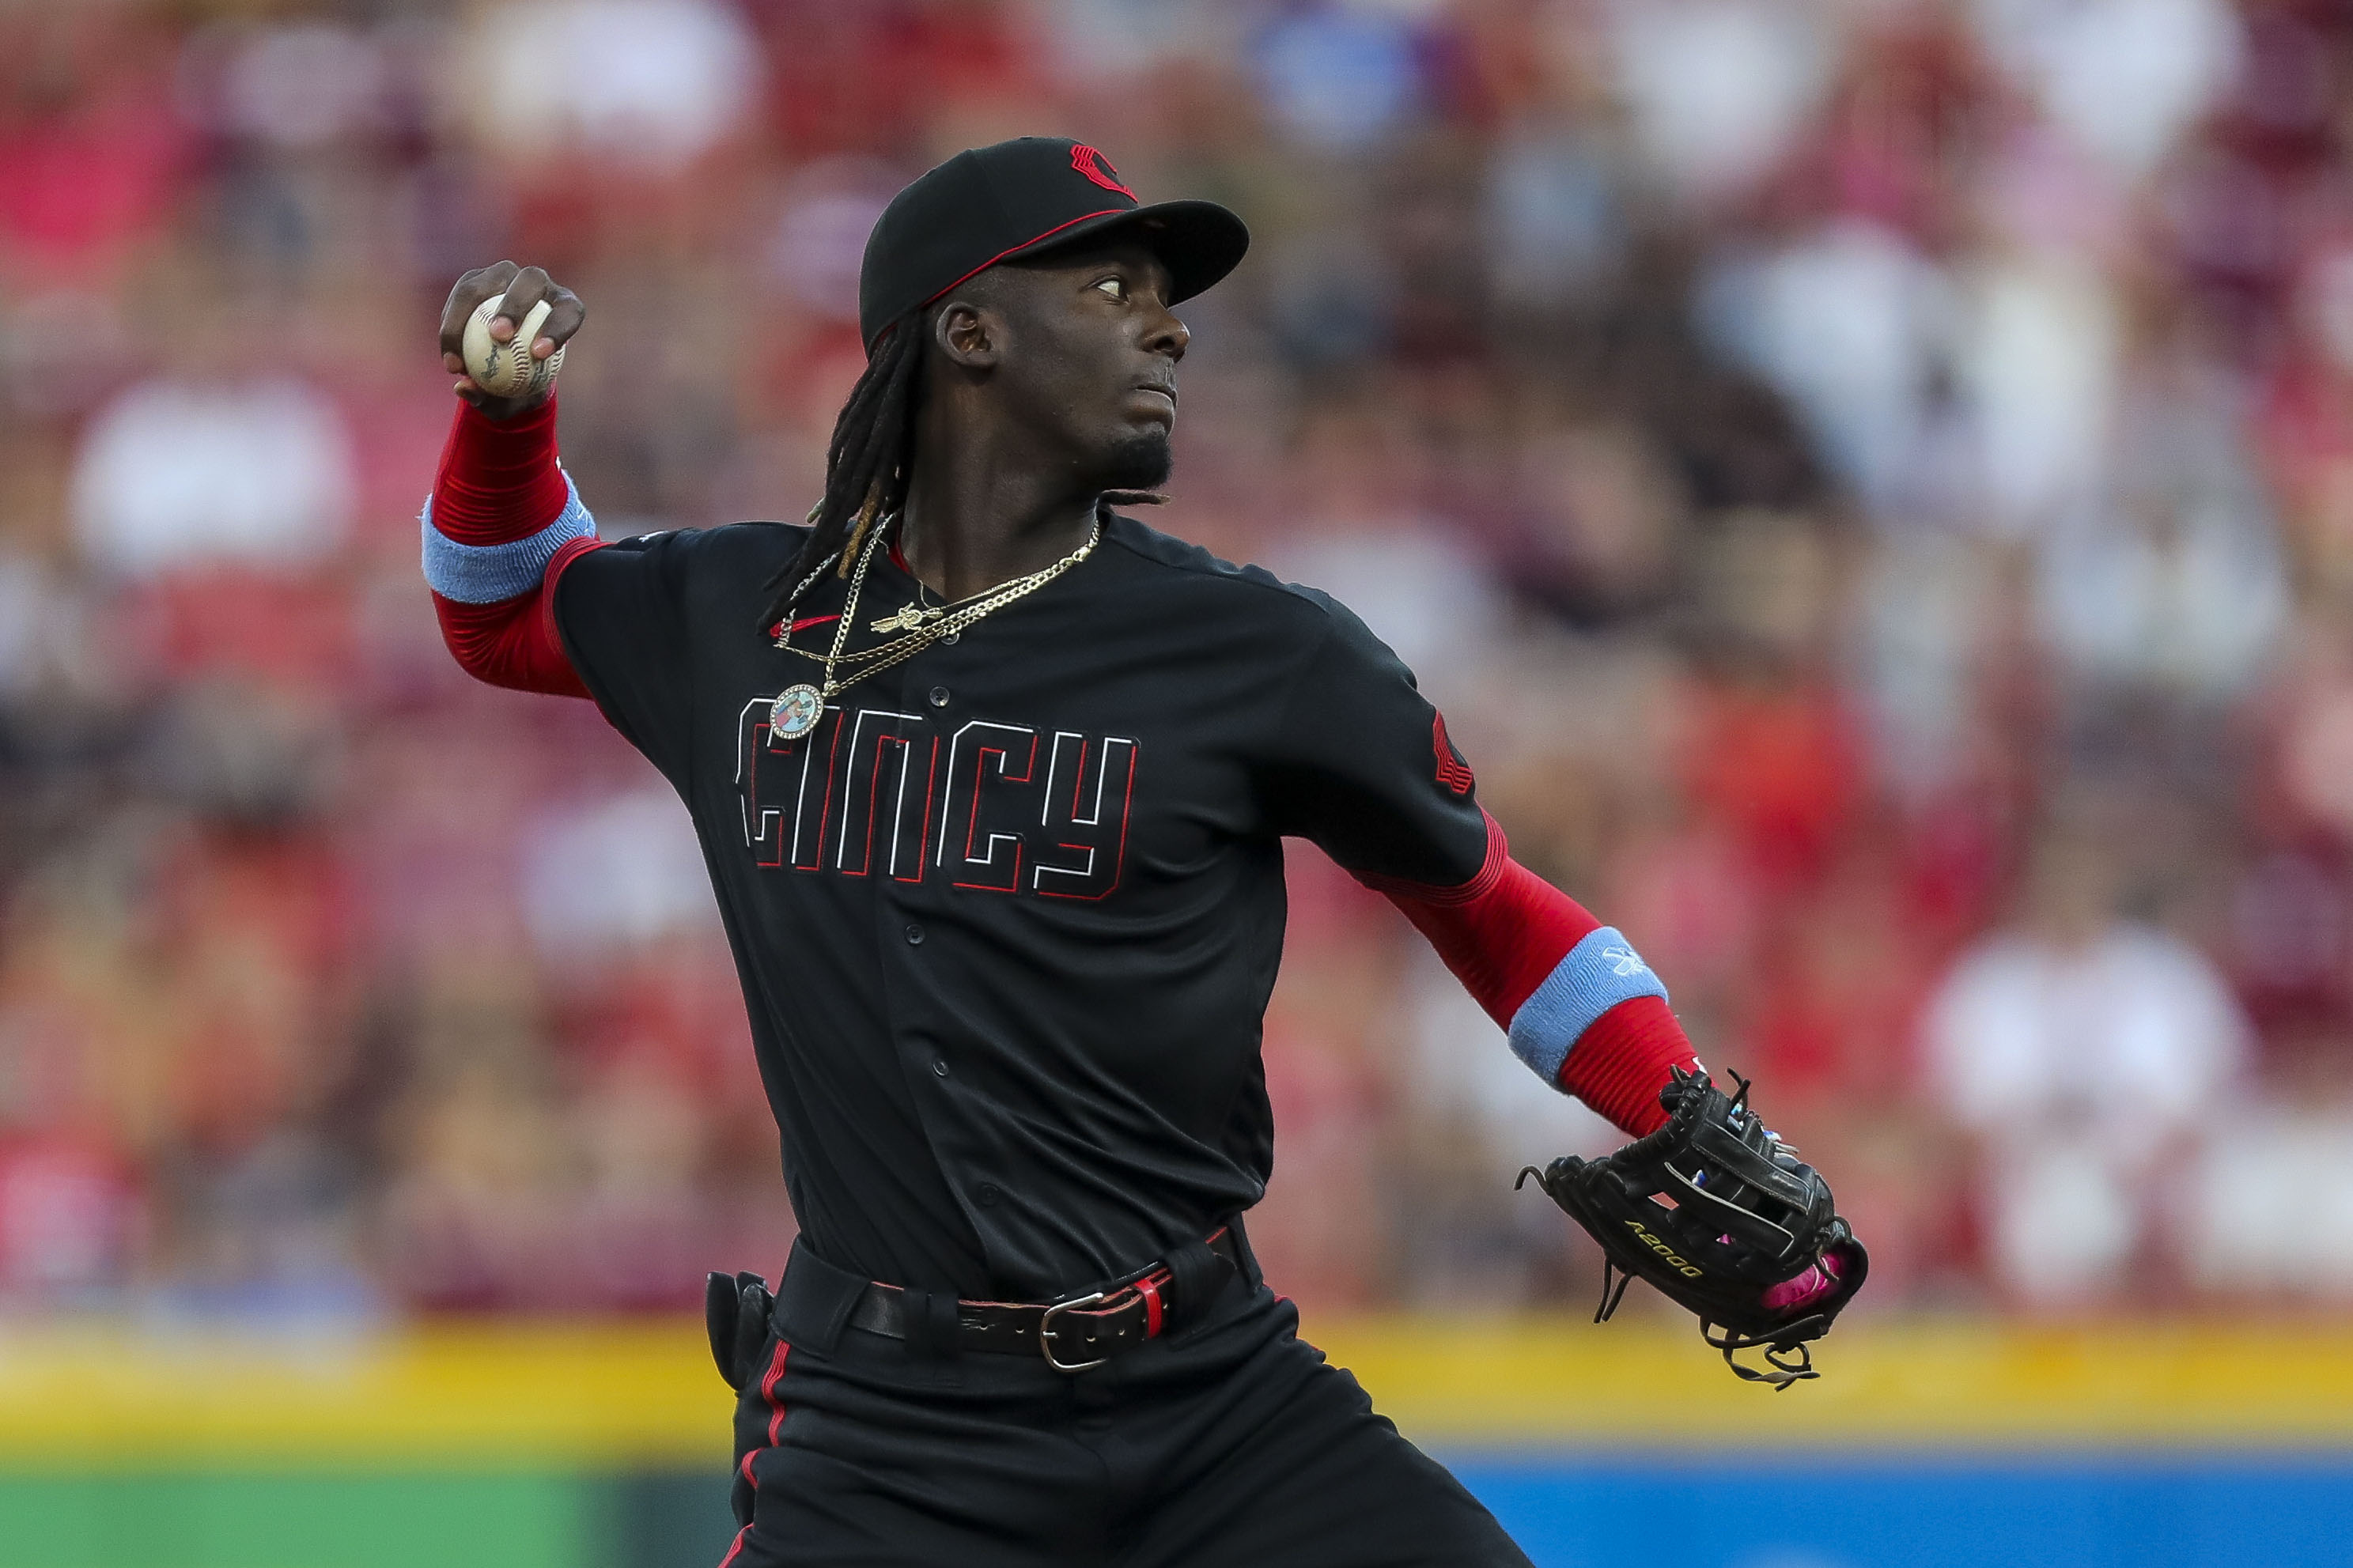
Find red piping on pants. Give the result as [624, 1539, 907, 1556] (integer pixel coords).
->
[717, 1340, 791, 1568]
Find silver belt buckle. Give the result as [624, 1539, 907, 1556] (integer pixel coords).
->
[1038, 1290, 1109, 1373]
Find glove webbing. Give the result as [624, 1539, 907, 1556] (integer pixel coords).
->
[1514, 1167, 1821, 1392]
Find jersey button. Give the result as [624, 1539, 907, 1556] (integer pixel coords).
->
[932, 1060, 950, 1078]
[928, 686, 950, 708]
[941, 631, 959, 645]
[904, 923, 925, 946]
[976, 1183, 1001, 1207]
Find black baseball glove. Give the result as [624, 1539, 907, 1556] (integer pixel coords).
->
[1517, 1066, 1867, 1389]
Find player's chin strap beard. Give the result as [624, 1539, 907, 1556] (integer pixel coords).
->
[1099, 421, 1177, 509]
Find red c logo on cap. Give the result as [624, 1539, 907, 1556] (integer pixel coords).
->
[1071, 145, 1136, 199]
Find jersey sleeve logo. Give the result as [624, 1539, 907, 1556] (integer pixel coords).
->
[1432, 712, 1474, 795]
[1070, 145, 1137, 199]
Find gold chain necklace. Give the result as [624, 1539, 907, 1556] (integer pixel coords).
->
[777, 562, 1043, 669]
[766, 518, 1101, 739]
[867, 572, 993, 636]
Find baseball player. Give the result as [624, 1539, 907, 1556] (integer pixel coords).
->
[422, 138, 1850, 1566]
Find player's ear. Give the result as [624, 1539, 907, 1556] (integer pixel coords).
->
[934, 298, 999, 370]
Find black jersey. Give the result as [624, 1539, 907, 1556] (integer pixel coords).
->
[551, 512, 1491, 1298]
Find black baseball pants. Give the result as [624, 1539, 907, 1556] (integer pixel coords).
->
[718, 1237, 1534, 1567]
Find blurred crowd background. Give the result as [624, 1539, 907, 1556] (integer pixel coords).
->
[0, 0, 2346, 1325]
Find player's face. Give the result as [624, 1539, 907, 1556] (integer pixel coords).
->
[975, 242, 1189, 491]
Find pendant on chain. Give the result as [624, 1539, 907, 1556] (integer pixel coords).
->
[769, 683, 825, 739]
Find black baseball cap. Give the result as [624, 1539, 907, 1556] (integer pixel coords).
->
[857, 136, 1250, 353]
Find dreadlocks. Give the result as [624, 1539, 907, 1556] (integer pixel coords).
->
[755, 308, 926, 633]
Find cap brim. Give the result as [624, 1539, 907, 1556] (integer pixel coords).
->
[1006, 199, 1250, 305]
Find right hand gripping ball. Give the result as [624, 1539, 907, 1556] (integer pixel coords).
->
[461, 294, 565, 399]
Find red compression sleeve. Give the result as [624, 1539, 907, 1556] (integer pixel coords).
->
[1379, 813, 1699, 1136]
[429, 395, 569, 544]
[427, 396, 593, 697]
[1556, 996, 1696, 1136]
[433, 537, 600, 697]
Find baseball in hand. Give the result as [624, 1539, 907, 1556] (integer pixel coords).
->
[461, 294, 565, 399]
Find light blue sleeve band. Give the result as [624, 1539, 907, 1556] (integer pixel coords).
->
[421, 472, 596, 603]
[1506, 926, 1670, 1085]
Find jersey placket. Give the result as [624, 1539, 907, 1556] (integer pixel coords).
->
[857, 642, 1007, 1260]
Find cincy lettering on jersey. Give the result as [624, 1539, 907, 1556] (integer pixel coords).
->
[735, 700, 1139, 900]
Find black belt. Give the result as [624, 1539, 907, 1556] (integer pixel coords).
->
[848, 1226, 1244, 1373]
